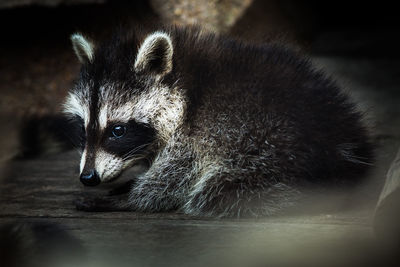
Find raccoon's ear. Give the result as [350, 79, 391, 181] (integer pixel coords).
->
[71, 33, 95, 64]
[134, 32, 173, 76]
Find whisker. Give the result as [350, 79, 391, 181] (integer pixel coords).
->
[122, 143, 149, 156]
[122, 143, 151, 158]
[123, 153, 146, 161]
[123, 155, 146, 162]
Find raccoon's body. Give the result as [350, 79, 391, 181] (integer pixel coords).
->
[64, 26, 373, 217]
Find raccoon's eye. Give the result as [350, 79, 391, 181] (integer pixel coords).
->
[111, 125, 126, 138]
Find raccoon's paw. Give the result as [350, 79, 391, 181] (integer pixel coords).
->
[74, 196, 128, 212]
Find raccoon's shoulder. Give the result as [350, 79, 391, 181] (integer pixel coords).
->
[165, 26, 315, 91]
[169, 25, 309, 72]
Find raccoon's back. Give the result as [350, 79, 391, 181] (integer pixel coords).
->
[175, 33, 373, 185]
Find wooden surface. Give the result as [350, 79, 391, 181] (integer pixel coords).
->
[0, 147, 394, 267]
[0, 150, 377, 267]
[0, 150, 393, 267]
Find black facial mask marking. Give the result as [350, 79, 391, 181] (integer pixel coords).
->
[67, 116, 86, 149]
[102, 120, 155, 158]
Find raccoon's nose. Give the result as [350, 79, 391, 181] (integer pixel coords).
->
[80, 170, 100, 186]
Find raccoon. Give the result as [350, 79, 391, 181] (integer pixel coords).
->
[64, 26, 373, 217]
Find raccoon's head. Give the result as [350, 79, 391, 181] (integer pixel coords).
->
[63, 31, 185, 186]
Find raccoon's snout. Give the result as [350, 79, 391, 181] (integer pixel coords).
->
[80, 169, 101, 186]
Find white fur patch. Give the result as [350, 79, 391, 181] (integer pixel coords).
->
[134, 31, 173, 75]
[63, 92, 90, 126]
[80, 149, 87, 174]
[98, 103, 109, 130]
[95, 149, 124, 182]
[71, 33, 94, 63]
[100, 101, 140, 127]
[133, 85, 185, 141]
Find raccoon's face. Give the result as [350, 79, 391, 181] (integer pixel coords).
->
[63, 31, 185, 186]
